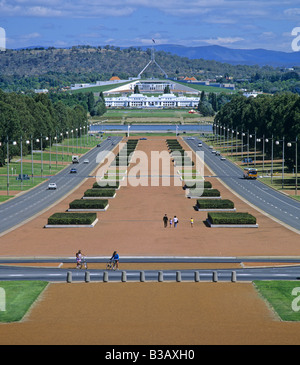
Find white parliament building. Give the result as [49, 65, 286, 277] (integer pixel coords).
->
[105, 93, 200, 108]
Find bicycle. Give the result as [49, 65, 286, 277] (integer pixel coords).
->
[106, 259, 117, 270]
[76, 256, 88, 270]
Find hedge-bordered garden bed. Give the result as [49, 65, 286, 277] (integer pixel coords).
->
[68, 199, 109, 211]
[187, 188, 221, 198]
[45, 212, 98, 227]
[185, 181, 212, 189]
[196, 199, 235, 211]
[83, 189, 116, 198]
[92, 182, 119, 189]
[207, 212, 258, 227]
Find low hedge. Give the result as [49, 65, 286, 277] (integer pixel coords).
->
[202, 188, 220, 197]
[208, 212, 257, 225]
[186, 181, 212, 189]
[188, 188, 220, 197]
[84, 189, 116, 197]
[197, 199, 234, 209]
[69, 199, 108, 210]
[48, 212, 97, 225]
[93, 182, 119, 189]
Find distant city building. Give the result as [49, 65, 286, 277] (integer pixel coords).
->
[105, 93, 200, 108]
[243, 91, 263, 98]
[34, 89, 48, 94]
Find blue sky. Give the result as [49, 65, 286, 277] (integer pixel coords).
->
[0, 0, 300, 52]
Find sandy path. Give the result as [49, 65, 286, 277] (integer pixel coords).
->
[1, 282, 300, 345]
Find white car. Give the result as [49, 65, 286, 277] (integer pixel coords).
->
[48, 182, 57, 190]
[83, 159, 89, 164]
[220, 156, 226, 161]
[198, 143, 202, 147]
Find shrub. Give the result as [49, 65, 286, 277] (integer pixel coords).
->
[208, 212, 257, 225]
[197, 199, 234, 209]
[201, 188, 220, 197]
[69, 199, 108, 210]
[84, 189, 116, 197]
[186, 181, 212, 189]
[93, 182, 119, 189]
[48, 213, 97, 225]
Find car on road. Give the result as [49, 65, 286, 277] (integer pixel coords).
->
[220, 156, 226, 161]
[198, 143, 202, 147]
[212, 150, 216, 154]
[83, 159, 89, 164]
[70, 168, 77, 173]
[97, 143, 101, 147]
[215, 151, 220, 156]
[48, 182, 57, 190]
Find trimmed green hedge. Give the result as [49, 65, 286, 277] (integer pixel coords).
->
[197, 199, 234, 209]
[48, 213, 97, 225]
[202, 188, 220, 197]
[93, 182, 119, 189]
[84, 189, 116, 197]
[186, 181, 212, 189]
[69, 199, 108, 210]
[208, 212, 257, 225]
[189, 188, 220, 197]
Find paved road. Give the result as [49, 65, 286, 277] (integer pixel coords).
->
[184, 137, 300, 232]
[1, 256, 300, 282]
[0, 137, 122, 234]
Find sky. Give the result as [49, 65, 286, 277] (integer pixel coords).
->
[0, 0, 300, 52]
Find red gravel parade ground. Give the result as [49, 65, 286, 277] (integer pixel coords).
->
[0, 136, 300, 345]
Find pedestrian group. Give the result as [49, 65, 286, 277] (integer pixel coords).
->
[163, 214, 194, 228]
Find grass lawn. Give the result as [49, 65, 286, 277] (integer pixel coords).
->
[254, 281, 300, 321]
[0, 281, 48, 323]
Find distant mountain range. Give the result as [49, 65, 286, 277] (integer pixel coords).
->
[140, 44, 300, 67]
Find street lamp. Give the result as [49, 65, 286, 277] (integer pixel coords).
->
[265, 135, 274, 183]
[36, 136, 43, 178]
[287, 137, 298, 195]
[275, 137, 285, 190]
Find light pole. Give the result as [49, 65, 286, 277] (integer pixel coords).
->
[36, 136, 43, 178]
[287, 137, 298, 195]
[276, 137, 285, 190]
[6, 137, 17, 196]
[71, 129, 74, 155]
[265, 135, 274, 183]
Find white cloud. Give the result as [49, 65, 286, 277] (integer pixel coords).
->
[203, 37, 244, 46]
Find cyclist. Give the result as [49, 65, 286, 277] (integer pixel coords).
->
[76, 250, 87, 269]
[110, 251, 119, 270]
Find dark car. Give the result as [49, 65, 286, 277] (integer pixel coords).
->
[16, 174, 30, 180]
[97, 143, 101, 147]
[70, 168, 77, 173]
[242, 158, 253, 163]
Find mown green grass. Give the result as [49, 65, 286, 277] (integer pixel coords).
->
[0, 281, 48, 323]
[254, 281, 300, 321]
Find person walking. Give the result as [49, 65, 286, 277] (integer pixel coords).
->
[163, 214, 168, 228]
[173, 216, 178, 228]
[169, 217, 173, 228]
[190, 218, 194, 228]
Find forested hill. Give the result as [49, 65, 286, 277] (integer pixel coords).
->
[0, 45, 299, 93]
[0, 46, 261, 78]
